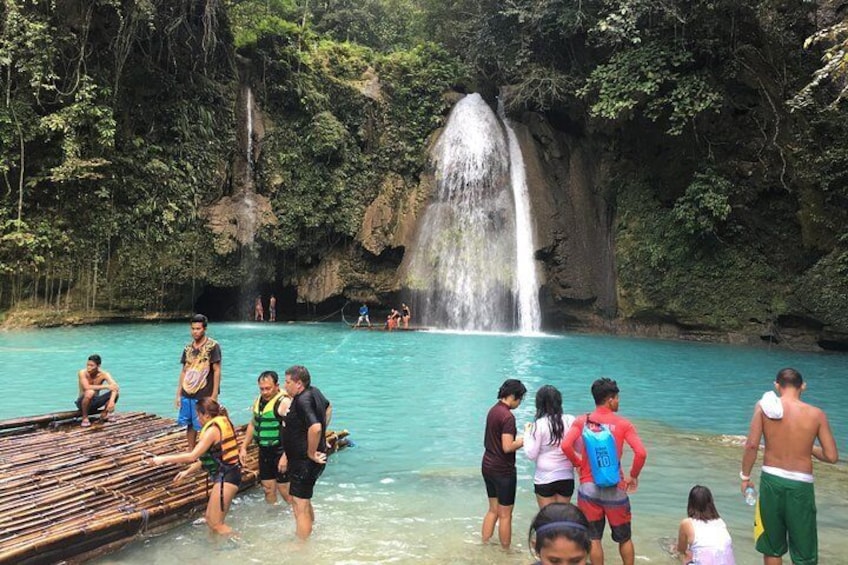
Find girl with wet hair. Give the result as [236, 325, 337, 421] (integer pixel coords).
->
[152, 398, 242, 537]
[676, 485, 735, 564]
[529, 502, 591, 565]
[524, 385, 576, 508]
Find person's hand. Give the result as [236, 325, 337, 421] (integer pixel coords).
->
[740, 478, 755, 494]
[174, 397, 181, 409]
[624, 475, 639, 493]
[211, 394, 218, 403]
[152, 456, 165, 466]
[174, 469, 191, 482]
[238, 448, 247, 466]
[277, 453, 289, 474]
[308, 451, 327, 465]
[105, 402, 115, 413]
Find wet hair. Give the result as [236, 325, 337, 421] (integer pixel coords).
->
[196, 398, 235, 437]
[498, 379, 527, 401]
[687, 485, 721, 521]
[258, 370, 279, 384]
[196, 397, 229, 419]
[534, 385, 565, 445]
[776, 367, 803, 389]
[591, 377, 620, 406]
[285, 365, 311, 388]
[87, 354, 102, 366]
[529, 502, 591, 558]
[190, 314, 208, 328]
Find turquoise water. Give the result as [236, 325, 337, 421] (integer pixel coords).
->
[1, 323, 846, 564]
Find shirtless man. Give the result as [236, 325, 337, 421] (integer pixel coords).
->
[741, 368, 838, 565]
[76, 354, 119, 427]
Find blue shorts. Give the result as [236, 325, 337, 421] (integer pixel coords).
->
[177, 397, 202, 430]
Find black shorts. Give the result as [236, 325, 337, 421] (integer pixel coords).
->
[258, 446, 289, 483]
[534, 479, 575, 498]
[483, 473, 517, 506]
[75, 392, 117, 412]
[212, 465, 242, 487]
[288, 458, 324, 499]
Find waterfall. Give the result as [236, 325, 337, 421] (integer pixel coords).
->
[404, 93, 541, 332]
[245, 87, 254, 171]
[500, 103, 542, 333]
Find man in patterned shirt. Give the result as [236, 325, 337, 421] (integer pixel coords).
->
[175, 314, 222, 448]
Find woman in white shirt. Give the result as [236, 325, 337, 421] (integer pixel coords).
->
[524, 385, 576, 509]
[676, 485, 736, 565]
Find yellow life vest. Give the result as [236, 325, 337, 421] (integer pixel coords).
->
[252, 391, 287, 447]
[199, 415, 239, 475]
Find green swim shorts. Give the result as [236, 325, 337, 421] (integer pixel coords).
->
[754, 471, 817, 565]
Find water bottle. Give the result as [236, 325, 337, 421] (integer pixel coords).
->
[744, 485, 757, 506]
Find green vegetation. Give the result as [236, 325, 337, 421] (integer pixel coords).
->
[1, 0, 846, 341]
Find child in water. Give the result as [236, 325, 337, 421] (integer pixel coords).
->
[528, 502, 591, 565]
[676, 485, 735, 564]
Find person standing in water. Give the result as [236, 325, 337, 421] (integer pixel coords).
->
[560, 378, 647, 565]
[401, 303, 411, 328]
[176, 314, 222, 449]
[239, 370, 292, 505]
[254, 295, 264, 321]
[524, 385, 576, 508]
[282, 365, 332, 539]
[269, 294, 277, 322]
[741, 368, 838, 565]
[153, 398, 241, 537]
[481, 378, 526, 549]
[75, 354, 119, 427]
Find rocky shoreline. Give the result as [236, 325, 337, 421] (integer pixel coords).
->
[3, 305, 845, 354]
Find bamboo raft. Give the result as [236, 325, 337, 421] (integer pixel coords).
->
[0, 410, 349, 564]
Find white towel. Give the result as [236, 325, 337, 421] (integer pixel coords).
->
[759, 391, 783, 419]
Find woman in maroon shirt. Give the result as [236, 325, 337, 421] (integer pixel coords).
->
[481, 378, 527, 549]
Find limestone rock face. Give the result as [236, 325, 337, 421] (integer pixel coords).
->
[203, 192, 276, 255]
[295, 249, 346, 304]
[358, 172, 434, 256]
[514, 112, 617, 328]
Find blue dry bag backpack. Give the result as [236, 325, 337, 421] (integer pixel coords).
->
[581, 415, 621, 488]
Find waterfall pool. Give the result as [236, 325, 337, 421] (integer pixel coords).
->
[1, 322, 845, 564]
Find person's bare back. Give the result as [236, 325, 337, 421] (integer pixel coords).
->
[761, 399, 829, 474]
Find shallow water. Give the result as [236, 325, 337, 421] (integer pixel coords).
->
[1, 323, 846, 564]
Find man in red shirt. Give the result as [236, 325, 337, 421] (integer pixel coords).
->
[481, 378, 526, 549]
[561, 378, 647, 565]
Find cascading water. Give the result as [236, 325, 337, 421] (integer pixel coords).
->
[404, 93, 541, 332]
[245, 87, 254, 171]
[500, 102, 542, 333]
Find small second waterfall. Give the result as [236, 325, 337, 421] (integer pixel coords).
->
[245, 87, 254, 172]
[501, 103, 542, 333]
[404, 93, 541, 332]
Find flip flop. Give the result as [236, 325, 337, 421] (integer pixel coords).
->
[80, 420, 91, 428]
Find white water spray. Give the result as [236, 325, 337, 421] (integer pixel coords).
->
[245, 87, 254, 171]
[405, 93, 541, 332]
[500, 102, 541, 333]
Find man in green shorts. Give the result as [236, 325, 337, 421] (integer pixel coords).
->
[741, 368, 839, 565]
